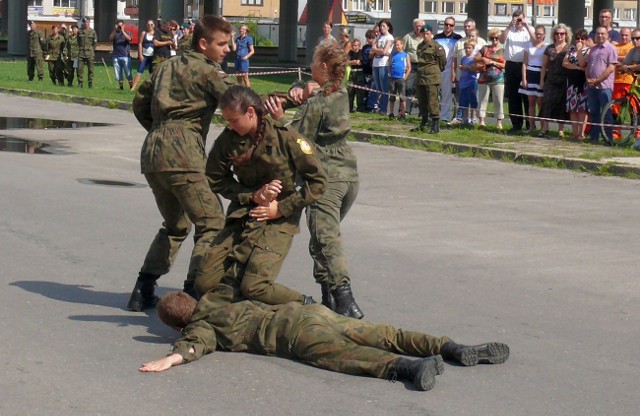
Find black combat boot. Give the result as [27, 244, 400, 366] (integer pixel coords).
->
[320, 282, 336, 311]
[428, 118, 440, 134]
[88, 81, 93, 88]
[332, 284, 364, 319]
[385, 355, 444, 391]
[440, 341, 510, 366]
[119, 81, 124, 90]
[302, 295, 317, 305]
[127, 273, 160, 311]
[78, 81, 83, 88]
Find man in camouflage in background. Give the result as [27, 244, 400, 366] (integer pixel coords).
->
[46, 25, 66, 85]
[127, 16, 236, 312]
[177, 23, 193, 55]
[27, 20, 46, 81]
[139, 275, 510, 392]
[64, 25, 80, 87]
[77, 17, 97, 88]
[413, 24, 446, 134]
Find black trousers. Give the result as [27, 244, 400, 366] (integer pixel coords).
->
[505, 60, 529, 130]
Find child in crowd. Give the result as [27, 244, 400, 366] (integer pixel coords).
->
[458, 40, 479, 126]
[387, 37, 411, 120]
[362, 30, 376, 112]
[347, 38, 366, 112]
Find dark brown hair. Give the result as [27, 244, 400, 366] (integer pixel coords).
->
[220, 85, 267, 165]
[192, 15, 233, 51]
[157, 291, 197, 329]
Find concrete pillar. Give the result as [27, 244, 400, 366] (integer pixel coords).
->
[304, 0, 330, 64]
[8, 0, 28, 56]
[558, 0, 588, 34]
[591, 0, 614, 31]
[1, 0, 9, 37]
[203, 0, 222, 17]
[467, 1, 489, 39]
[278, 0, 298, 62]
[162, 0, 184, 23]
[390, 0, 419, 41]
[137, 0, 159, 41]
[94, 0, 117, 42]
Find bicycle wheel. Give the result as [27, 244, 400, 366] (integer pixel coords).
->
[601, 98, 638, 146]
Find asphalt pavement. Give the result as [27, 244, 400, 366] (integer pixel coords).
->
[1, 94, 638, 415]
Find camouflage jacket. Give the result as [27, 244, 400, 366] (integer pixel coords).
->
[287, 84, 358, 182]
[173, 276, 304, 362]
[46, 34, 65, 61]
[416, 39, 447, 86]
[206, 117, 327, 234]
[134, 51, 235, 173]
[178, 34, 193, 55]
[77, 27, 97, 58]
[29, 29, 46, 58]
[65, 34, 80, 60]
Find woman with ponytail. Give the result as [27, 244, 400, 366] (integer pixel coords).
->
[266, 42, 364, 319]
[196, 85, 327, 305]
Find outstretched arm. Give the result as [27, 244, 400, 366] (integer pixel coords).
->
[139, 352, 186, 372]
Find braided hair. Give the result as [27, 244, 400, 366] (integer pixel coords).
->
[220, 85, 267, 165]
[314, 42, 347, 95]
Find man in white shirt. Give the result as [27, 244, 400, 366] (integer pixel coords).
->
[403, 18, 425, 115]
[499, 9, 534, 134]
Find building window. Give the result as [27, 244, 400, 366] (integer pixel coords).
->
[459, 2, 467, 14]
[540, 5, 554, 17]
[511, 4, 522, 15]
[613, 8, 620, 20]
[584, 7, 589, 19]
[442, 1, 454, 14]
[28, 0, 43, 5]
[624, 9, 635, 21]
[241, 0, 264, 5]
[53, 0, 78, 6]
[423, 1, 437, 13]
[369, 0, 384, 11]
[343, 0, 348, 11]
[495, 3, 507, 16]
[352, 0, 366, 11]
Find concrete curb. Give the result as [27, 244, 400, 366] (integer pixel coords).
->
[2, 86, 639, 179]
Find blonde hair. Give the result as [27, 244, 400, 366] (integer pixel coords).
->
[487, 28, 501, 40]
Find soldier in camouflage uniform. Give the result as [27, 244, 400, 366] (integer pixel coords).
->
[268, 42, 363, 319]
[46, 25, 66, 85]
[177, 24, 193, 55]
[64, 25, 80, 87]
[195, 86, 327, 305]
[27, 21, 46, 81]
[140, 280, 510, 391]
[77, 17, 97, 88]
[127, 16, 236, 312]
[414, 24, 447, 134]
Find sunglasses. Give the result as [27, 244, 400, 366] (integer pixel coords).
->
[491, 37, 500, 40]
[444, 23, 455, 27]
[555, 32, 566, 35]
[633, 37, 640, 41]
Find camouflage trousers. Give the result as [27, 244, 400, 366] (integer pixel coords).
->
[417, 83, 440, 121]
[48, 59, 65, 85]
[195, 216, 304, 304]
[27, 56, 44, 80]
[66, 59, 79, 86]
[289, 304, 450, 377]
[140, 171, 225, 286]
[307, 180, 359, 289]
[77, 57, 94, 83]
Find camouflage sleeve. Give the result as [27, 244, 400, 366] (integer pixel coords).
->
[290, 97, 323, 145]
[207, 69, 236, 102]
[172, 320, 217, 363]
[206, 131, 255, 205]
[132, 78, 154, 131]
[276, 129, 327, 218]
[437, 46, 447, 72]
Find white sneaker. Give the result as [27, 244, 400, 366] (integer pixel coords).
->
[448, 118, 462, 126]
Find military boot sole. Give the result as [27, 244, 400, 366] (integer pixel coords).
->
[458, 343, 510, 366]
[414, 355, 444, 391]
